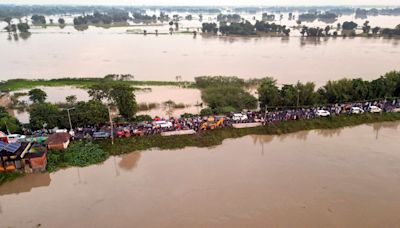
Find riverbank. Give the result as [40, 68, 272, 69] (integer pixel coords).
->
[1, 112, 400, 185]
[0, 78, 192, 91]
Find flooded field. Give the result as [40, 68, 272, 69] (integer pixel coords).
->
[0, 30, 399, 85]
[9, 86, 203, 123]
[1, 122, 400, 227]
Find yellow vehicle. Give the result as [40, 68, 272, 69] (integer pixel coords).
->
[200, 117, 225, 131]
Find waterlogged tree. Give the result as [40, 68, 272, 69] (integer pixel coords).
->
[88, 84, 112, 101]
[200, 108, 213, 116]
[362, 20, 371, 34]
[296, 82, 317, 106]
[201, 86, 257, 111]
[17, 23, 30, 33]
[29, 103, 60, 129]
[110, 84, 138, 119]
[28, 88, 47, 104]
[65, 95, 77, 105]
[0, 107, 20, 133]
[342, 21, 358, 30]
[72, 101, 109, 127]
[31, 15, 46, 25]
[257, 77, 280, 107]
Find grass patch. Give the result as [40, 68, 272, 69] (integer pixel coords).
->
[0, 172, 24, 185]
[0, 78, 194, 91]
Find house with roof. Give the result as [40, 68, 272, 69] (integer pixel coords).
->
[45, 132, 71, 150]
[0, 141, 47, 173]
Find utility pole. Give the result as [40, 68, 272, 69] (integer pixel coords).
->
[65, 108, 75, 130]
[263, 105, 268, 125]
[108, 105, 114, 145]
[297, 89, 300, 108]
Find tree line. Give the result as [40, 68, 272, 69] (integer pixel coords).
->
[258, 71, 400, 108]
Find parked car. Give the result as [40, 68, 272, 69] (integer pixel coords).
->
[369, 106, 382, 113]
[153, 121, 173, 128]
[316, 110, 330, 117]
[391, 107, 400, 113]
[93, 132, 110, 139]
[7, 134, 26, 143]
[350, 107, 364, 115]
[232, 113, 248, 121]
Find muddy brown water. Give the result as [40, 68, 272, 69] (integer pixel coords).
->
[1, 122, 400, 227]
[0, 31, 399, 85]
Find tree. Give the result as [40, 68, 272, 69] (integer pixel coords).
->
[110, 84, 137, 119]
[73, 101, 109, 127]
[3, 17, 12, 25]
[0, 107, 20, 133]
[362, 20, 371, 34]
[372, 26, 380, 35]
[200, 108, 213, 116]
[29, 103, 60, 130]
[257, 77, 280, 107]
[88, 83, 112, 101]
[58, 18, 65, 25]
[28, 88, 47, 103]
[17, 23, 30, 33]
[65, 95, 77, 105]
[31, 15, 46, 24]
[324, 25, 330, 36]
[296, 82, 317, 106]
[280, 84, 298, 106]
[201, 86, 257, 111]
[342, 21, 358, 30]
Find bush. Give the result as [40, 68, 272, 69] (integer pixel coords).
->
[215, 106, 237, 114]
[135, 115, 153, 122]
[200, 108, 213, 116]
[64, 142, 108, 167]
[46, 149, 68, 172]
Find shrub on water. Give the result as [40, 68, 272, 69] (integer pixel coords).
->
[64, 142, 109, 167]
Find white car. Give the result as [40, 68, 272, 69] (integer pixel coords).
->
[232, 113, 248, 121]
[7, 134, 26, 143]
[154, 121, 173, 128]
[316, 110, 330, 117]
[350, 107, 364, 114]
[369, 106, 382, 113]
[391, 107, 400, 113]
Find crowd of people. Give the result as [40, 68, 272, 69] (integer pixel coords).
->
[21, 98, 400, 141]
[67, 98, 400, 140]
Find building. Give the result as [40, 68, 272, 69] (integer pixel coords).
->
[45, 132, 71, 150]
[0, 141, 47, 173]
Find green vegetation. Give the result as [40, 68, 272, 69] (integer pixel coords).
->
[202, 20, 290, 36]
[29, 101, 109, 130]
[109, 84, 138, 119]
[28, 88, 47, 103]
[0, 76, 190, 91]
[46, 142, 108, 172]
[0, 172, 24, 185]
[64, 142, 108, 167]
[258, 71, 400, 108]
[195, 76, 257, 113]
[0, 106, 21, 133]
[31, 14, 46, 25]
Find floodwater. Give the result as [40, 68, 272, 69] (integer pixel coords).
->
[9, 86, 203, 123]
[0, 27, 399, 85]
[1, 122, 400, 227]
